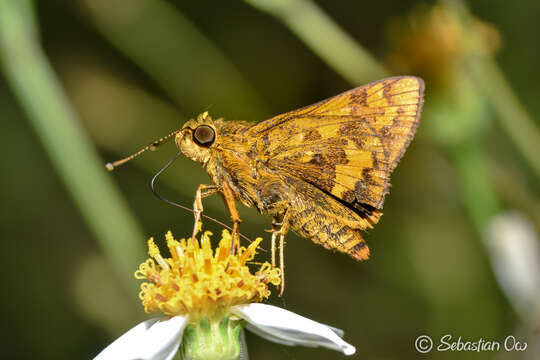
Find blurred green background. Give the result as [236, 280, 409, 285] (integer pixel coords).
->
[1, 0, 539, 359]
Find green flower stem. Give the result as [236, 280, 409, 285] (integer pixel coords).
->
[466, 53, 540, 181]
[447, 0, 540, 181]
[0, 0, 145, 294]
[244, 0, 389, 84]
[180, 316, 246, 360]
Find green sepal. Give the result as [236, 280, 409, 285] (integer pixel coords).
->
[179, 316, 246, 360]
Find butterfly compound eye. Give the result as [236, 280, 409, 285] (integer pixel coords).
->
[193, 125, 216, 147]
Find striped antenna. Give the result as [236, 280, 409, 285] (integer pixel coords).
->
[105, 129, 182, 171]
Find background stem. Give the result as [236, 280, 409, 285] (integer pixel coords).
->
[0, 0, 145, 295]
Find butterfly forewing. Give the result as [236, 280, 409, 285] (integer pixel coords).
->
[247, 76, 424, 210]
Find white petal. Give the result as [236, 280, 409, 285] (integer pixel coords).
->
[232, 304, 355, 355]
[485, 212, 540, 317]
[94, 316, 189, 360]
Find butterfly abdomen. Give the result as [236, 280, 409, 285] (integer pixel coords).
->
[290, 207, 371, 261]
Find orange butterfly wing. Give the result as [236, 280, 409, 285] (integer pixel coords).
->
[247, 76, 424, 210]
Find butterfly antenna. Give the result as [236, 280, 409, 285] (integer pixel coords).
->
[105, 129, 182, 171]
[150, 151, 261, 249]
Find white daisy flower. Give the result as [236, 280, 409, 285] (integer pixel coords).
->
[93, 229, 355, 360]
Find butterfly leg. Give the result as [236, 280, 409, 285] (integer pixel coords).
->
[192, 184, 220, 241]
[221, 181, 242, 254]
[279, 233, 286, 296]
[270, 232, 276, 268]
[271, 211, 291, 296]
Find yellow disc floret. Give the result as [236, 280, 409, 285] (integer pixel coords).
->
[135, 228, 280, 321]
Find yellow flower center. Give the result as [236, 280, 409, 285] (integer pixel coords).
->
[134, 228, 280, 321]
